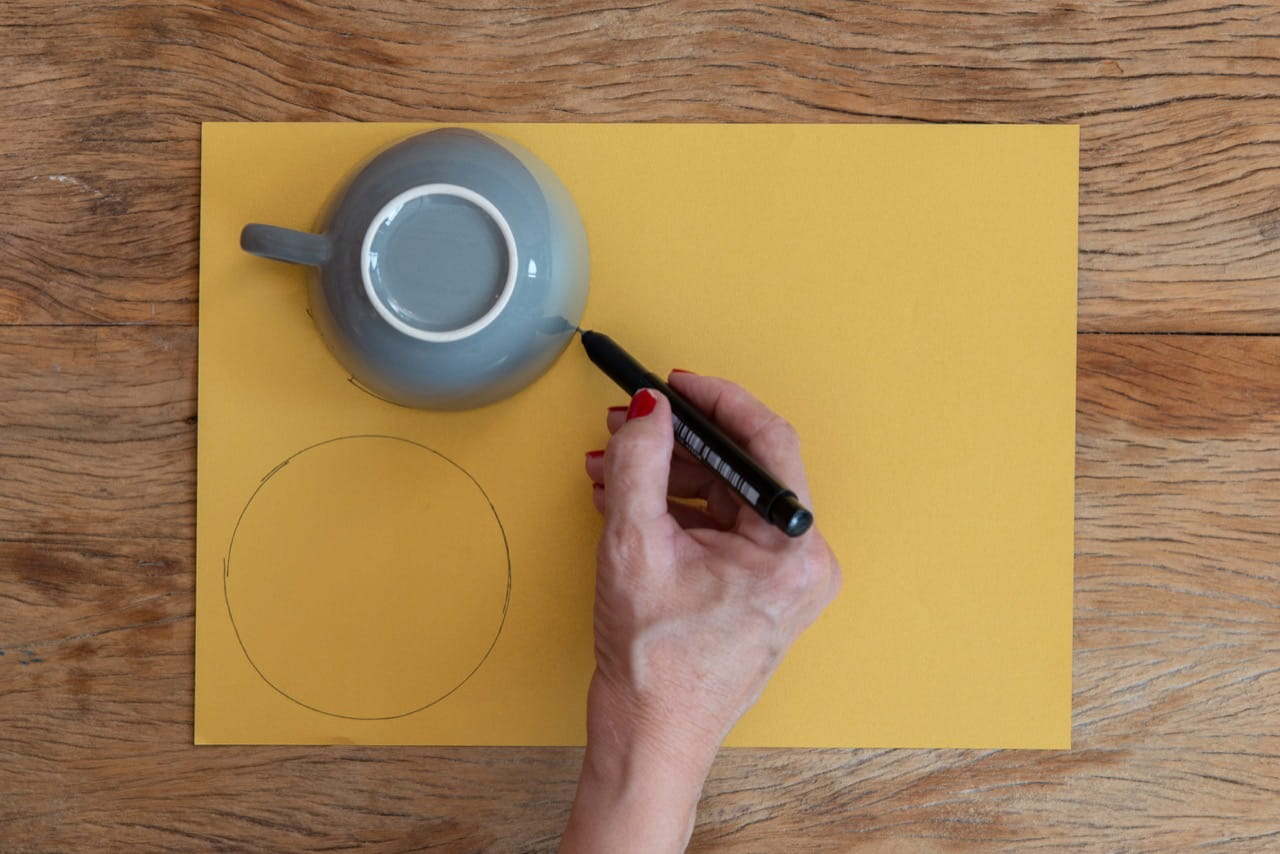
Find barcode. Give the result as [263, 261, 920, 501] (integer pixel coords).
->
[672, 413, 762, 506]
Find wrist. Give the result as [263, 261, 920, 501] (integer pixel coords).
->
[561, 675, 719, 853]
[562, 738, 712, 854]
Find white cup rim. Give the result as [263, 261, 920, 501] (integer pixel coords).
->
[360, 183, 518, 343]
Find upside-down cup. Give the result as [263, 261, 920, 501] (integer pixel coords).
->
[240, 128, 589, 409]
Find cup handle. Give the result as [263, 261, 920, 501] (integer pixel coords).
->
[240, 224, 331, 267]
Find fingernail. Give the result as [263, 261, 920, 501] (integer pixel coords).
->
[626, 388, 658, 420]
[670, 368, 696, 375]
[585, 449, 604, 460]
[592, 482, 604, 494]
[607, 405, 628, 414]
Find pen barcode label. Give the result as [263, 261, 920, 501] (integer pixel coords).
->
[672, 413, 761, 506]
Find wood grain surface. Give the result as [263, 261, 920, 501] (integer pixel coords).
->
[1, 0, 1276, 331]
[2, 0, 1278, 850]
[3, 329, 1276, 850]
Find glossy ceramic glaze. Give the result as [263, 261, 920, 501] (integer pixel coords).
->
[240, 128, 589, 409]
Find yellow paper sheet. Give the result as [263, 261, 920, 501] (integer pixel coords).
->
[196, 123, 1077, 748]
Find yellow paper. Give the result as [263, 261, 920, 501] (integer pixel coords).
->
[196, 123, 1076, 748]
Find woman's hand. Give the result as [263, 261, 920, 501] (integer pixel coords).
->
[561, 372, 841, 853]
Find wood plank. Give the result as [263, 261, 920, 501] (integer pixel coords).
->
[0, 1, 1277, 329]
[0, 326, 195, 543]
[2, 326, 1277, 848]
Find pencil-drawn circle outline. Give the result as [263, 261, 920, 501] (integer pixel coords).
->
[223, 434, 511, 721]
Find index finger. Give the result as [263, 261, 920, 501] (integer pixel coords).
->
[666, 371, 813, 509]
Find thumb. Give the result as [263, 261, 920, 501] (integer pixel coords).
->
[603, 388, 674, 531]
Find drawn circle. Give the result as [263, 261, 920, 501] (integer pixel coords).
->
[224, 435, 510, 720]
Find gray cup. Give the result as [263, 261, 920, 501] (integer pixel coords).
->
[241, 128, 589, 409]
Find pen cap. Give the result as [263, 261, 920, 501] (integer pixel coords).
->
[769, 493, 813, 538]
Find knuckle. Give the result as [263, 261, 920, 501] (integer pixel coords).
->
[771, 555, 819, 600]
[760, 414, 801, 453]
[599, 521, 652, 573]
[606, 461, 645, 495]
[770, 542, 842, 608]
[825, 550, 844, 602]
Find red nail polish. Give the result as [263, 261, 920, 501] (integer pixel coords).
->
[670, 368, 696, 375]
[626, 388, 658, 420]
[585, 449, 604, 460]
[607, 405, 628, 414]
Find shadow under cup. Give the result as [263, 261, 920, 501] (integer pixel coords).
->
[362, 184, 518, 343]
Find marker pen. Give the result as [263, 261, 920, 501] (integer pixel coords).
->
[579, 329, 813, 538]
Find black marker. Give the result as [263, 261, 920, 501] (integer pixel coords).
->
[579, 329, 813, 538]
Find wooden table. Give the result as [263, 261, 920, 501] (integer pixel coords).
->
[2, 1, 1277, 849]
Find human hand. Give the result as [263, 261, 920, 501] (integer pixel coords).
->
[561, 372, 841, 853]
